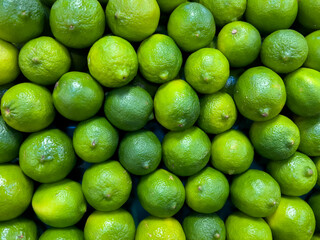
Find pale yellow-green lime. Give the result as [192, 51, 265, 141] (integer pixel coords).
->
[0, 218, 37, 240]
[39, 227, 84, 240]
[156, 0, 186, 13]
[0, 39, 19, 85]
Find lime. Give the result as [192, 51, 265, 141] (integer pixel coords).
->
[261, 29, 309, 74]
[167, 2, 215, 52]
[136, 216, 185, 240]
[308, 191, 320, 232]
[84, 209, 135, 240]
[217, 21, 261, 67]
[106, 0, 160, 42]
[231, 169, 281, 217]
[183, 212, 225, 240]
[18, 36, 71, 85]
[119, 130, 161, 175]
[19, 129, 76, 183]
[130, 74, 159, 97]
[162, 126, 211, 176]
[82, 161, 132, 212]
[156, 0, 186, 13]
[0, 39, 19, 85]
[211, 130, 254, 175]
[314, 157, 320, 186]
[304, 31, 320, 71]
[266, 196, 315, 240]
[39, 227, 84, 240]
[32, 179, 86, 228]
[73, 117, 119, 163]
[50, 0, 105, 48]
[137, 34, 182, 84]
[284, 68, 320, 117]
[185, 167, 229, 213]
[137, 169, 185, 218]
[104, 85, 153, 131]
[88, 36, 138, 88]
[0, 218, 37, 240]
[249, 115, 300, 161]
[197, 92, 237, 134]
[0, 0, 45, 43]
[154, 79, 200, 131]
[298, 0, 320, 30]
[184, 48, 230, 94]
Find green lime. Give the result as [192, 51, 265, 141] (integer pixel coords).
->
[298, 0, 320, 30]
[231, 169, 281, 217]
[249, 115, 300, 161]
[88, 36, 138, 88]
[73, 117, 119, 163]
[245, 0, 298, 34]
[0, 116, 23, 163]
[106, 0, 160, 42]
[130, 74, 159, 97]
[50, 0, 105, 48]
[39, 227, 84, 240]
[82, 161, 132, 212]
[0, 39, 19, 85]
[135, 216, 185, 240]
[18, 36, 71, 85]
[156, 0, 186, 12]
[137, 34, 182, 84]
[0, 0, 45, 43]
[162, 126, 211, 176]
[266, 196, 315, 240]
[32, 179, 87, 228]
[1, 82, 55, 132]
[284, 68, 320, 117]
[314, 157, 320, 186]
[308, 191, 320, 232]
[167, 2, 215, 52]
[217, 21, 261, 67]
[119, 130, 161, 175]
[19, 129, 76, 183]
[197, 92, 237, 134]
[154, 79, 200, 131]
[183, 212, 225, 240]
[104, 85, 153, 131]
[53, 71, 104, 121]
[304, 31, 320, 71]
[184, 48, 229, 94]
[226, 211, 272, 240]
[185, 167, 229, 213]
[137, 169, 185, 218]
[211, 129, 254, 175]
[84, 209, 135, 240]
[267, 152, 317, 196]
[0, 218, 37, 240]
[234, 66, 286, 121]
[261, 30, 309, 74]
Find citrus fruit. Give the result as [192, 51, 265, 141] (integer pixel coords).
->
[184, 48, 230, 94]
[211, 129, 254, 175]
[84, 209, 135, 240]
[284, 68, 320, 117]
[50, 0, 105, 48]
[0, 218, 37, 240]
[0, 0, 45, 43]
[185, 167, 229, 213]
[298, 0, 320, 30]
[0, 164, 33, 221]
[154, 79, 200, 131]
[106, 0, 160, 42]
[183, 212, 225, 240]
[266, 196, 315, 240]
[197, 92, 237, 134]
[82, 161, 132, 212]
[0, 39, 20, 85]
[167, 2, 215, 52]
[308, 191, 320, 232]
[130, 74, 158, 97]
[18, 36, 71, 85]
[39, 227, 84, 240]
[249, 115, 300, 161]
[217, 21, 261, 67]
[226, 211, 272, 240]
[314, 157, 320, 186]
[88, 36, 138, 88]
[304, 31, 320, 71]
[261, 29, 309, 73]
[19, 129, 76, 183]
[104, 85, 153, 131]
[73, 117, 119, 163]
[137, 169, 185, 218]
[137, 34, 182, 84]
[135, 216, 185, 240]
[230, 169, 281, 217]
[119, 130, 161, 175]
[32, 179, 87, 228]
[162, 126, 211, 176]
[156, 0, 186, 13]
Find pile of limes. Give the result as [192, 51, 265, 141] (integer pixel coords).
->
[1, 0, 320, 239]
